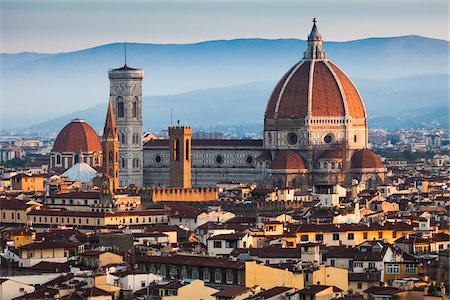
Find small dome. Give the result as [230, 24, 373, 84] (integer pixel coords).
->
[257, 150, 272, 162]
[270, 150, 307, 170]
[319, 150, 343, 159]
[61, 162, 98, 183]
[352, 149, 384, 169]
[52, 119, 102, 153]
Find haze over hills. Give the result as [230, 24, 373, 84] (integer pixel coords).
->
[0, 35, 448, 130]
[34, 74, 449, 133]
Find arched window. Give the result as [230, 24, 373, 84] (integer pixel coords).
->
[136, 158, 139, 168]
[74, 154, 80, 164]
[185, 139, 190, 161]
[121, 157, 126, 169]
[122, 133, 127, 145]
[173, 139, 179, 161]
[324, 161, 328, 169]
[117, 97, 124, 118]
[56, 154, 61, 165]
[109, 150, 113, 163]
[132, 99, 138, 118]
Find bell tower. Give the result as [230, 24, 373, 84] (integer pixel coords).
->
[102, 99, 119, 191]
[169, 125, 192, 188]
[108, 64, 144, 187]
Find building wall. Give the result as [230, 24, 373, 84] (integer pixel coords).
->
[244, 261, 304, 290]
[310, 265, 348, 292]
[0, 280, 35, 300]
[11, 176, 44, 192]
[99, 252, 124, 268]
[295, 228, 411, 247]
[163, 280, 218, 300]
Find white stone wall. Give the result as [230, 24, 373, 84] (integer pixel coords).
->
[109, 69, 144, 187]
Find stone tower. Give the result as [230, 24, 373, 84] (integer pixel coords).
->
[108, 65, 144, 187]
[169, 125, 192, 188]
[102, 99, 119, 191]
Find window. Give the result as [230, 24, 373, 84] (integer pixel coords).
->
[333, 233, 340, 241]
[160, 266, 167, 276]
[378, 232, 383, 239]
[109, 150, 113, 163]
[215, 269, 222, 283]
[386, 264, 400, 274]
[56, 154, 61, 165]
[213, 241, 222, 248]
[368, 262, 375, 269]
[324, 134, 333, 144]
[215, 154, 224, 164]
[192, 268, 199, 279]
[357, 282, 363, 289]
[117, 98, 124, 118]
[287, 132, 298, 145]
[141, 281, 146, 288]
[121, 157, 126, 169]
[132, 100, 138, 118]
[203, 269, 210, 282]
[185, 139, 190, 161]
[315, 234, 323, 242]
[354, 262, 363, 268]
[226, 270, 233, 284]
[173, 139, 179, 161]
[363, 232, 368, 239]
[392, 231, 397, 238]
[181, 267, 187, 278]
[301, 235, 309, 241]
[348, 233, 355, 240]
[406, 264, 416, 274]
[330, 259, 335, 267]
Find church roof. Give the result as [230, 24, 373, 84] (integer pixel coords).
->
[270, 150, 307, 170]
[52, 119, 102, 153]
[103, 99, 118, 140]
[265, 19, 366, 120]
[61, 162, 98, 183]
[351, 149, 384, 169]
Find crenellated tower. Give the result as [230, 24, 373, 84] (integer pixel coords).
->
[108, 64, 144, 187]
[169, 125, 192, 188]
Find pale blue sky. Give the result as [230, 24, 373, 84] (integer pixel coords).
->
[1, 0, 449, 53]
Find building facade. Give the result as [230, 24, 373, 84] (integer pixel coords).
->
[108, 65, 144, 187]
[143, 20, 385, 189]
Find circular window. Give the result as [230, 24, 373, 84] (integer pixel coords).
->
[215, 155, 224, 165]
[287, 133, 298, 145]
[154, 155, 162, 164]
[246, 155, 254, 165]
[324, 134, 333, 144]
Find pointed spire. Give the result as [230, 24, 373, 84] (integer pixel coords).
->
[103, 99, 118, 140]
[303, 17, 327, 60]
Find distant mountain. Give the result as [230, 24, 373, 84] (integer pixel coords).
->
[0, 36, 448, 129]
[33, 74, 449, 132]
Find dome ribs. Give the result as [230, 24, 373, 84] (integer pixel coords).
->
[311, 61, 345, 117]
[328, 62, 366, 119]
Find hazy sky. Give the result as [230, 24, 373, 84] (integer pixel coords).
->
[1, 0, 449, 53]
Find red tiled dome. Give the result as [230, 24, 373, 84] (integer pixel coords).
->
[52, 119, 102, 153]
[318, 150, 343, 159]
[270, 150, 307, 170]
[265, 60, 365, 120]
[351, 149, 384, 169]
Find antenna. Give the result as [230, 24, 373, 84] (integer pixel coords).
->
[124, 42, 127, 66]
[170, 108, 173, 126]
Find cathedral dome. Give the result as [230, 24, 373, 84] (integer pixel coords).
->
[52, 119, 102, 153]
[265, 20, 366, 120]
[351, 149, 384, 169]
[270, 150, 307, 170]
